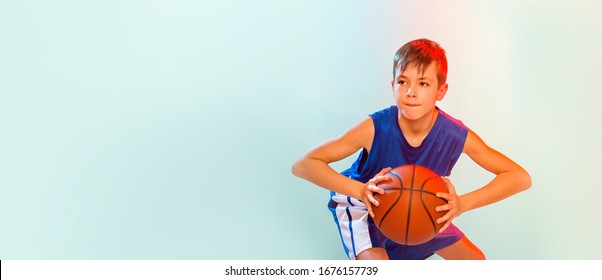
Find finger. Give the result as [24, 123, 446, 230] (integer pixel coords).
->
[370, 174, 392, 184]
[376, 167, 392, 176]
[374, 174, 392, 181]
[368, 185, 385, 195]
[368, 178, 390, 194]
[439, 220, 451, 234]
[440, 176, 456, 194]
[435, 203, 451, 212]
[366, 201, 375, 218]
[371, 175, 391, 185]
[437, 209, 455, 225]
[436, 192, 451, 201]
[366, 192, 380, 206]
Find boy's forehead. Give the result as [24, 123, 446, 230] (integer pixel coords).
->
[394, 61, 437, 79]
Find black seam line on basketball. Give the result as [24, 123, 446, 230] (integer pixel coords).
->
[420, 177, 441, 235]
[397, 187, 438, 196]
[378, 171, 404, 228]
[405, 165, 416, 245]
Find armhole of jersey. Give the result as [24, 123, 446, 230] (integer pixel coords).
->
[446, 124, 469, 176]
[365, 116, 376, 154]
[456, 126, 468, 153]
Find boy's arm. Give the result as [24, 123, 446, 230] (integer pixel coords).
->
[436, 129, 532, 229]
[291, 118, 391, 216]
[460, 129, 532, 212]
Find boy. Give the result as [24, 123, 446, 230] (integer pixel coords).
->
[291, 38, 531, 260]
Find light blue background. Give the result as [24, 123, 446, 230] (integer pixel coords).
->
[1, 0, 601, 259]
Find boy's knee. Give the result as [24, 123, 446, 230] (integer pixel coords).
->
[473, 250, 486, 260]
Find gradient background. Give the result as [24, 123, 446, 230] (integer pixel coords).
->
[1, 0, 601, 260]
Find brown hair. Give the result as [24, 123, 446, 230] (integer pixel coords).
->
[392, 38, 448, 85]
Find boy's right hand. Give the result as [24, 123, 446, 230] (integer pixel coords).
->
[359, 167, 392, 218]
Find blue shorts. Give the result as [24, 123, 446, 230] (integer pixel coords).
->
[328, 192, 464, 260]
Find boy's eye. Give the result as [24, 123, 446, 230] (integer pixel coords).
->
[398, 80, 407, 85]
[420, 82, 429, 87]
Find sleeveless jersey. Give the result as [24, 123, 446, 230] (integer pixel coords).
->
[329, 106, 469, 259]
[341, 106, 468, 181]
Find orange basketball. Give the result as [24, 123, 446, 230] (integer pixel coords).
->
[372, 165, 448, 245]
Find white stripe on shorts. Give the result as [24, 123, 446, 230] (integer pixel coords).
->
[331, 192, 373, 260]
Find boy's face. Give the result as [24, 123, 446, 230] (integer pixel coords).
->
[391, 62, 448, 121]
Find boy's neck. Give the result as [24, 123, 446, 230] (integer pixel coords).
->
[397, 108, 439, 147]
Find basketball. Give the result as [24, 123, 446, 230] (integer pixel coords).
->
[372, 165, 448, 245]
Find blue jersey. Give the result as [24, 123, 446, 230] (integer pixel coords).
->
[328, 106, 469, 259]
[341, 105, 468, 181]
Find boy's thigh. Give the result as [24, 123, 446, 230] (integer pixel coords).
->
[435, 236, 486, 260]
[329, 195, 388, 260]
[384, 224, 465, 260]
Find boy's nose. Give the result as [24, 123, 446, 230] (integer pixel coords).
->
[406, 87, 416, 97]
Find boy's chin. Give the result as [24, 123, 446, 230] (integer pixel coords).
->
[400, 108, 423, 120]
[399, 108, 435, 121]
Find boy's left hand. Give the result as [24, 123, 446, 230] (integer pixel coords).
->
[435, 177, 465, 233]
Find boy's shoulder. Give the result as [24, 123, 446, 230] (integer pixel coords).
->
[369, 105, 397, 119]
[437, 107, 466, 128]
[436, 107, 469, 139]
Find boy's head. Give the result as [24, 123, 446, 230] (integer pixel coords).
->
[392, 38, 448, 87]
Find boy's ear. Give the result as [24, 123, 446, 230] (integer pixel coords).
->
[391, 80, 395, 96]
[437, 83, 448, 101]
